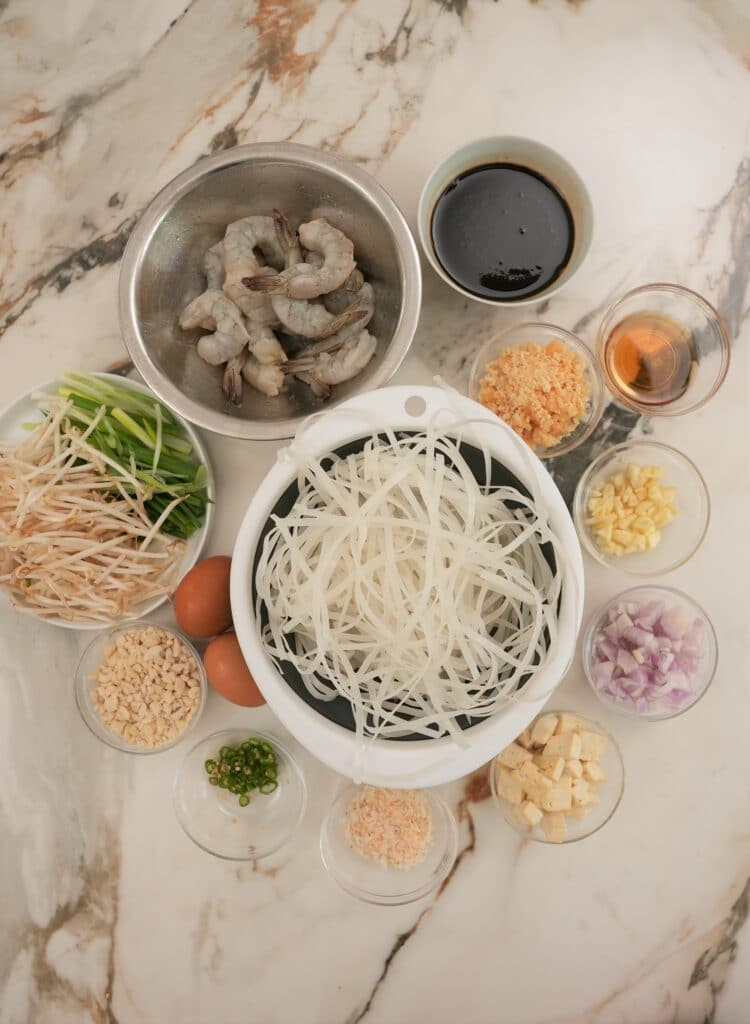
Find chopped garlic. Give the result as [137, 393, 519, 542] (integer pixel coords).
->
[586, 462, 677, 557]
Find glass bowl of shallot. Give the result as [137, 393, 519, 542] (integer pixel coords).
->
[320, 784, 458, 905]
[582, 586, 718, 721]
[490, 710, 624, 844]
[468, 322, 604, 458]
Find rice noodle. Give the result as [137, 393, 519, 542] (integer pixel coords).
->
[0, 401, 186, 623]
[255, 423, 563, 745]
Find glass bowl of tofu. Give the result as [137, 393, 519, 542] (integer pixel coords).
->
[490, 710, 624, 844]
[582, 585, 718, 721]
[573, 440, 709, 577]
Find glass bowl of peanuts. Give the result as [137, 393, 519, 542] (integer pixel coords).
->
[468, 322, 605, 458]
[490, 710, 625, 844]
[75, 622, 207, 754]
[573, 440, 710, 576]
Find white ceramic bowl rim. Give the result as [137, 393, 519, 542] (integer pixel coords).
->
[230, 385, 585, 787]
[417, 135, 594, 308]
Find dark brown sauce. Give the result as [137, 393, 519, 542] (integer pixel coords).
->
[430, 163, 575, 301]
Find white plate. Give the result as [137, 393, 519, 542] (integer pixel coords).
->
[0, 373, 214, 629]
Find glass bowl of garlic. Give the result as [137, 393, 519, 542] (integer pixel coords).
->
[572, 440, 709, 577]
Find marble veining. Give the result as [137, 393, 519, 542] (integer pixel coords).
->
[1, 1, 750, 1022]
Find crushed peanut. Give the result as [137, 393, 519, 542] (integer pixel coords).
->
[478, 340, 590, 448]
[586, 462, 677, 557]
[90, 626, 202, 750]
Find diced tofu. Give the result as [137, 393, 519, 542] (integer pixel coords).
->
[517, 800, 543, 827]
[541, 812, 567, 843]
[555, 713, 584, 735]
[533, 753, 565, 780]
[498, 742, 533, 770]
[564, 758, 583, 779]
[538, 777, 573, 812]
[518, 760, 553, 790]
[583, 761, 607, 783]
[496, 766, 524, 805]
[571, 779, 590, 807]
[543, 731, 582, 759]
[515, 727, 533, 749]
[530, 713, 558, 747]
[578, 731, 607, 761]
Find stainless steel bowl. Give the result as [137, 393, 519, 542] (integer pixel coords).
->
[118, 143, 422, 440]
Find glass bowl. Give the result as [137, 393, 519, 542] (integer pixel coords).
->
[582, 585, 718, 721]
[573, 440, 709, 576]
[320, 784, 459, 905]
[75, 622, 207, 754]
[174, 729, 307, 860]
[468, 322, 604, 458]
[596, 283, 730, 416]
[490, 710, 624, 844]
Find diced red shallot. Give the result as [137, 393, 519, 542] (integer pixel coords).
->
[589, 597, 707, 716]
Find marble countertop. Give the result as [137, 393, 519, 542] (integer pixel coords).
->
[2, 1, 749, 1021]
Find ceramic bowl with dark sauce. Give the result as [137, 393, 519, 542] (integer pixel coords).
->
[418, 137, 593, 307]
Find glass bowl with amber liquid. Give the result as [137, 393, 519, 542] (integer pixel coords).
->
[597, 284, 730, 416]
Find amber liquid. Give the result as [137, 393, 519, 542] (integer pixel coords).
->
[603, 312, 696, 407]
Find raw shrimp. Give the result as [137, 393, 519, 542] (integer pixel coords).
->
[227, 266, 279, 324]
[246, 320, 287, 366]
[179, 290, 247, 337]
[322, 269, 366, 315]
[305, 251, 365, 314]
[223, 215, 284, 323]
[267, 209, 360, 338]
[242, 353, 286, 397]
[268, 293, 367, 339]
[283, 284, 374, 355]
[203, 242, 225, 290]
[197, 328, 247, 366]
[223, 215, 285, 270]
[285, 329, 376, 388]
[222, 353, 246, 405]
[244, 218, 355, 299]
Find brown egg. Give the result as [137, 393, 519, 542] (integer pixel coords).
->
[173, 556, 232, 638]
[204, 632, 265, 707]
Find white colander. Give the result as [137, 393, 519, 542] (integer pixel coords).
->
[230, 385, 584, 787]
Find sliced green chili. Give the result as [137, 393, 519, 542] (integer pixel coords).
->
[204, 736, 279, 807]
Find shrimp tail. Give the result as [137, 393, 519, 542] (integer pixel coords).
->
[222, 354, 245, 405]
[242, 274, 283, 293]
[295, 371, 331, 401]
[318, 299, 368, 339]
[273, 209, 295, 252]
